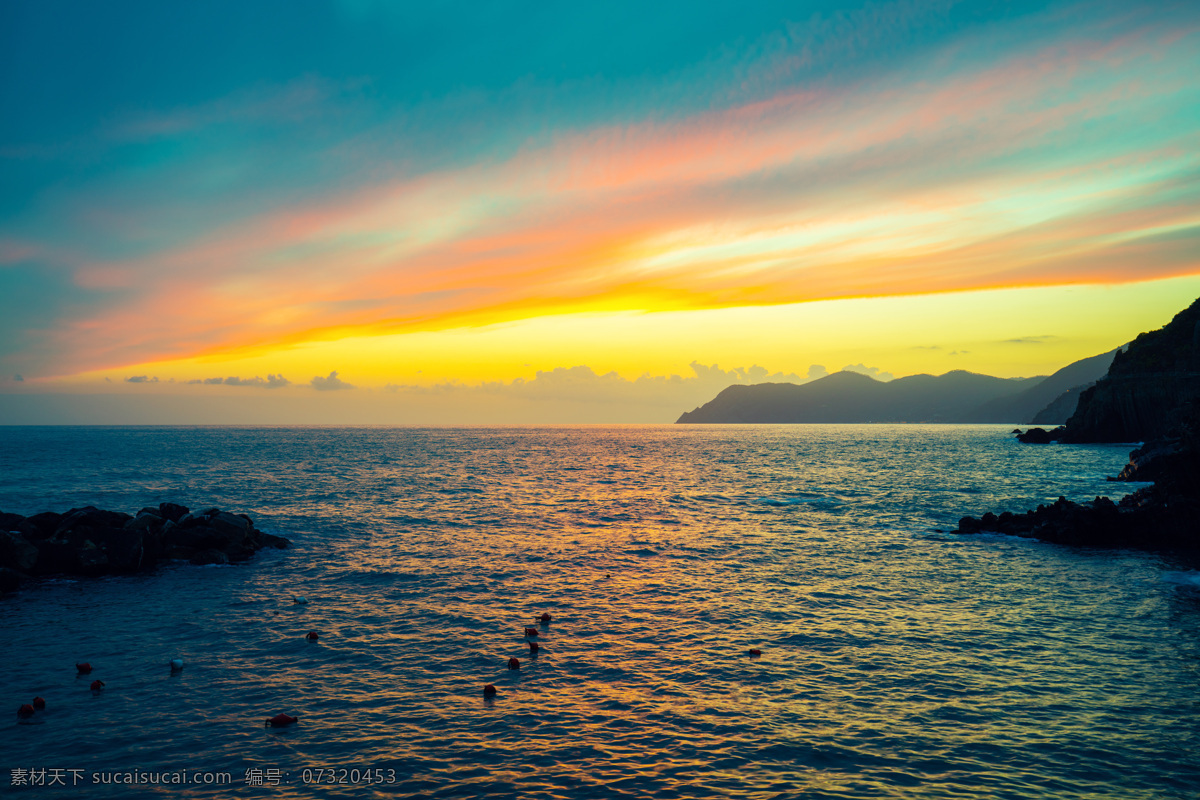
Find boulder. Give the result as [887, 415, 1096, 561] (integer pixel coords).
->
[190, 549, 230, 566]
[157, 502, 190, 523]
[0, 531, 38, 572]
[75, 541, 111, 575]
[55, 506, 133, 537]
[125, 512, 163, 532]
[0, 511, 26, 532]
[21, 511, 62, 540]
[0, 567, 22, 593]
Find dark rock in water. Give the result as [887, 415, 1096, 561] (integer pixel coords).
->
[157, 502, 190, 523]
[0, 511, 26, 533]
[0, 503, 290, 592]
[190, 548, 230, 566]
[1015, 426, 1064, 444]
[20, 511, 62, 540]
[0, 531, 39, 573]
[0, 567, 22, 593]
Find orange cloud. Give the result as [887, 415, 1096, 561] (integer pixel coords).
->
[33, 18, 1200, 377]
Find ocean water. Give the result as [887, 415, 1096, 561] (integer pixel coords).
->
[1, 424, 1198, 799]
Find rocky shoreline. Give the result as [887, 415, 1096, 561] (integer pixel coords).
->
[956, 297, 1200, 550]
[0, 503, 290, 593]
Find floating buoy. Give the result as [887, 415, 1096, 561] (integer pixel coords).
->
[76, 662, 92, 674]
[293, 597, 308, 605]
[483, 684, 497, 696]
[17, 704, 35, 718]
[508, 657, 520, 670]
[748, 648, 762, 657]
[170, 659, 184, 671]
[265, 713, 298, 727]
[32, 697, 45, 710]
[90, 680, 105, 692]
[528, 641, 539, 655]
[540, 613, 552, 623]
[305, 631, 319, 641]
[524, 627, 539, 637]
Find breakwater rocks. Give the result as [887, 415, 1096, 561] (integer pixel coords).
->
[0, 503, 290, 592]
[955, 489, 1196, 549]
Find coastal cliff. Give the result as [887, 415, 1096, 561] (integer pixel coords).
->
[956, 297, 1200, 549]
[1059, 298, 1200, 442]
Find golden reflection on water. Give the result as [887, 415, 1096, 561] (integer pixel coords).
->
[1, 425, 1198, 799]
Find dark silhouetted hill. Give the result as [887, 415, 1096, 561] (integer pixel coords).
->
[676, 369, 1039, 423]
[985, 347, 1120, 424]
[1060, 297, 1200, 443]
[677, 348, 1121, 424]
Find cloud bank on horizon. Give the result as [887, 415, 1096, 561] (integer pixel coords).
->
[1, 0, 1198, 416]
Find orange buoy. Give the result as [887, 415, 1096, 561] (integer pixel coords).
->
[305, 631, 319, 641]
[524, 627, 538, 637]
[90, 680, 105, 691]
[528, 641, 539, 655]
[748, 648, 762, 657]
[17, 704, 35, 718]
[266, 713, 298, 727]
[483, 684, 497, 696]
[76, 662, 92, 674]
[508, 657, 520, 670]
[32, 697, 45, 710]
[540, 613, 552, 623]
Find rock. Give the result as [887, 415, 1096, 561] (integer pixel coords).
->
[210, 511, 251, 535]
[157, 502, 190, 523]
[0, 531, 39, 572]
[0, 567, 22, 593]
[125, 512, 163, 532]
[90, 527, 150, 572]
[0, 503, 288, 589]
[190, 549, 229, 566]
[261, 533, 290, 549]
[54, 506, 134, 537]
[0, 511, 26, 532]
[21, 511, 62, 540]
[1015, 426, 1064, 444]
[75, 541, 111, 575]
[31, 539, 80, 575]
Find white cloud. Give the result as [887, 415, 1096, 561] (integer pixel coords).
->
[311, 371, 355, 391]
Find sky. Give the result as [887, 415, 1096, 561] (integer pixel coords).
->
[1, 0, 1198, 423]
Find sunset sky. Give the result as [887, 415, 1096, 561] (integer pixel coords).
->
[2, 0, 1198, 423]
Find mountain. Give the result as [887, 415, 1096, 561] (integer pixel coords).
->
[982, 347, 1120, 424]
[676, 369, 1038, 423]
[676, 350, 1119, 424]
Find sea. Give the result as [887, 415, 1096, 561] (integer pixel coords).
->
[1, 424, 1198, 799]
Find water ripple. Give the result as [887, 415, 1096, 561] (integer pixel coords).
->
[0, 425, 1198, 798]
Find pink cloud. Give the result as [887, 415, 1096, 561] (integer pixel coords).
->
[31, 16, 1200, 376]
